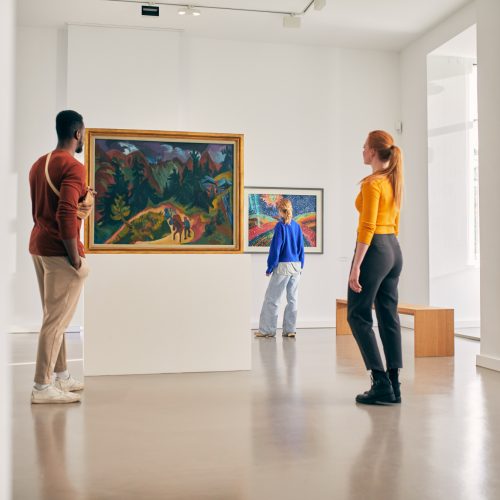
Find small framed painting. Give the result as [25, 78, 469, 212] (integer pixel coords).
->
[84, 128, 244, 253]
[244, 187, 323, 254]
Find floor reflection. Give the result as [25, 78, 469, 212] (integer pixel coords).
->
[349, 405, 402, 500]
[32, 405, 82, 500]
[252, 336, 320, 462]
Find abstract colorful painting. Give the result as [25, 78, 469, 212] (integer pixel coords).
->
[244, 187, 323, 253]
[85, 129, 243, 253]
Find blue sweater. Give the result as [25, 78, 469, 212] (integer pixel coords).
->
[266, 219, 305, 274]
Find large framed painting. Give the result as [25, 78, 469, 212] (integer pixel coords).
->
[244, 187, 323, 254]
[84, 129, 244, 253]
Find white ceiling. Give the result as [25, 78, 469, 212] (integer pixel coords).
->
[431, 24, 476, 58]
[17, 0, 473, 51]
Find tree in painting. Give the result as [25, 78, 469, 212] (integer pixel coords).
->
[93, 139, 235, 247]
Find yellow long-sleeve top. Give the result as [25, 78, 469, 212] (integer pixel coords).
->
[355, 176, 399, 245]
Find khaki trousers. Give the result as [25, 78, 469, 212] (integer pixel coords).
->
[32, 256, 89, 385]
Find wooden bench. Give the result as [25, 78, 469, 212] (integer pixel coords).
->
[336, 299, 454, 357]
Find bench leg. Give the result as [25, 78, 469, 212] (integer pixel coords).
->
[336, 301, 352, 335]
[414, 310, 454, 357]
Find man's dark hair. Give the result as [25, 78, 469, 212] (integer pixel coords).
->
[56, 110, 84, 141]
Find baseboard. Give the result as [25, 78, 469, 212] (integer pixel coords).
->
[400, 317, 479, 331]
[8, 324, 82, 334]
[455, 332, 480, 341]
[251, 320, 334, 330]
[476, 354, 500, 372]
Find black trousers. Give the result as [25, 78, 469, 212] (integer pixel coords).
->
[347, 234, 403, 372]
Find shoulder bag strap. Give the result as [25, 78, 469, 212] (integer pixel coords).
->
[44, 151, 60, 197]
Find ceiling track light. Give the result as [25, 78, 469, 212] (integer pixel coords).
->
[313, 0, 326, 11]
[177, 5, 201, 16]
[107, 0, 327, 28]
[283, 14, 301, 29]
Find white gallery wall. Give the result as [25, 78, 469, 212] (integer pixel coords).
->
[11, 22, 401, 333]
[12, 26, 74, 332]
[476, 0, 500, 372]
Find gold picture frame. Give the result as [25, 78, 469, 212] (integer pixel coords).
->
[84, 128, 244, 253]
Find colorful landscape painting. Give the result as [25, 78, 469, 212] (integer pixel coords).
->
[85, 129, 243, 253]
[244, 187, 323, 253]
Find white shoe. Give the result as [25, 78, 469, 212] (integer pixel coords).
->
[31, 385, 81, 404]
[255, 331, 275, 338]
[54, 375, 84, 392]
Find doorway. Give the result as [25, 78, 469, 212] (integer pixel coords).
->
[427, 25, 480, 340]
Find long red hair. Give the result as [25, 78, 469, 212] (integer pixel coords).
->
[362, 130, 404, 209]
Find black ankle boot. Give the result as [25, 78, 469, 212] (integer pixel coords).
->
[387, 368, 401, 403]
[356, 371, 396, 405]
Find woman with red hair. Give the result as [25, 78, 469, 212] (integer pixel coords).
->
[347, 130, 404, 405]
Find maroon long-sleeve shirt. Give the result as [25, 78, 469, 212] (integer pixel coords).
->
[29, 150, 86, 257]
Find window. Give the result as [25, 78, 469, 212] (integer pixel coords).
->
[467, 63, 479, 265]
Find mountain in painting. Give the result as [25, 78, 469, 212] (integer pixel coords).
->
[93, 138, 235, 246]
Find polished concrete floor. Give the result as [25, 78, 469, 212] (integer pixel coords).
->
[9, 329, 500, 500]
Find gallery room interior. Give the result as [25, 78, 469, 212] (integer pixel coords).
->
[1, 0, 500, 498]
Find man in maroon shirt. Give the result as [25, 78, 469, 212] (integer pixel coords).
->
[29, 110, 89, 404]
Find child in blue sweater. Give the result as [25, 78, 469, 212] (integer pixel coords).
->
[256, 198, 305, 338]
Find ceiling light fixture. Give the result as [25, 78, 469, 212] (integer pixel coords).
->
[177, 5, 201, 16]
[283, 14, 301, 29]
[314, 0, 326, 10]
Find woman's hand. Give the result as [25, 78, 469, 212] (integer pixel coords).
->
[349, 266, 362, 293]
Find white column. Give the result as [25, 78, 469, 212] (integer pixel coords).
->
[0, 0, 14, 497]
[476, 0, 500, 371]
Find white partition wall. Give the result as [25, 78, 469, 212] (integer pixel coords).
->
[67, 24, 182, 130]
[68, 25, 252, 375]
[84, 254, 251, 375]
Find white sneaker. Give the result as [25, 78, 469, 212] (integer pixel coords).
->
[54, 375, 84, 392]
[31, 385, 81, 404]
[255, 331, 275, 338]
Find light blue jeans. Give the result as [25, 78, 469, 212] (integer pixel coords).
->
[259, 268, 301, 336]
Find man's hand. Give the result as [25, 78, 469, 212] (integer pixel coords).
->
[71, 256, 82, 270]
[62, 238, 82, 270]
[77, 202, 93, 220]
